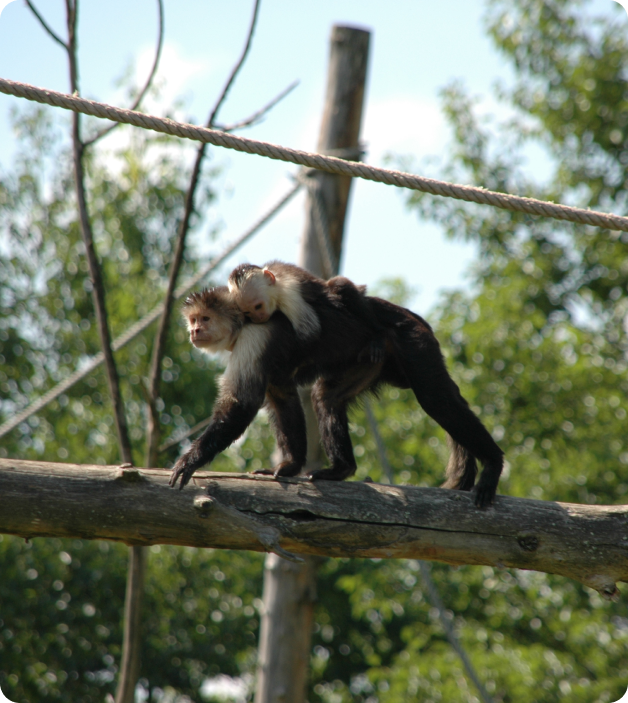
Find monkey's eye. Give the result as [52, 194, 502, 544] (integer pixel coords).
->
[202, 316, 210, 322]
[254, 303, 263, 311]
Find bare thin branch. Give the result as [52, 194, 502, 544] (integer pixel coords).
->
[63, 5, 139, 701]
[144, 0, 261, 466]
[116, 546, 146, 703]
[217, 79, 299, 132]
[64, 0, 133, 464]
[158, 415, 212, 454]
[25, 0, 68, 50]
[143, 146, 203, 468]
[207, 0, 261, 128]
[84, 0, 164, 147]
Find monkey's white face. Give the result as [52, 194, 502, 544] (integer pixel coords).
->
[186, 305, 238, 352]
[236, 276, 277, 323]
[241, 296, 271, 323]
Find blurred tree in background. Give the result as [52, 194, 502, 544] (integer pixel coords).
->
[2, 0, 628, 701]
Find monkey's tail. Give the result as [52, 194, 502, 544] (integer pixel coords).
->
[441, 435, 477, 491]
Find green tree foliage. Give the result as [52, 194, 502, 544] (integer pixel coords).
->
[0, 534, 264, 702]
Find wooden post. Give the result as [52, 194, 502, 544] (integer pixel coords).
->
[254, 24, 370, 703]
[298, 25, 370, 274]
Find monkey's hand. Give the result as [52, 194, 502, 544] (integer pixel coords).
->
[357, 338, 385, 365]
[169, 455, 198, 490]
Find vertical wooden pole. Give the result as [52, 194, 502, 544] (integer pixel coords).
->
[298, 25, 370, 274]
[254, 25, 370, 703]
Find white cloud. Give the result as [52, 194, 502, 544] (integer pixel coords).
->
[137, 41, 211, 110]
[362, 96, 447, 165]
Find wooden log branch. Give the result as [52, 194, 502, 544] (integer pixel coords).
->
[1, 458, 627, 599]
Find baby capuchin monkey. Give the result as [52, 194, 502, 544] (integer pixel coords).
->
[228, 260, 386, 362]
[174, 266, 505, 508]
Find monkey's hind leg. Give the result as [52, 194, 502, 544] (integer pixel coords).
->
[400, 352, 504, 508]
[306, 377, 357, 481]
[256, 383, 307, 478]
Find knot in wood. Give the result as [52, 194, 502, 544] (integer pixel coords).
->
[193, 495, 215, 518]
[114, 467, 147, 483]
[517, 534, 539, 552]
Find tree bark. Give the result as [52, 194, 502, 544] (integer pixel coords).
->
[115, 545, 145, 703]
[1, 458, 625, 599]
[254, 554, 318, 703]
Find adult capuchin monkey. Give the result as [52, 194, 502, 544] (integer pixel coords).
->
[225, 261, 504, 508]
[172, 265, 504, 508]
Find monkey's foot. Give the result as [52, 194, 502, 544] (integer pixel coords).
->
[472, 483, 497, 509]
[253, 461, 303, 478]
[472, 466, 501, 508]
[273, 461, 303, 478]
[306, 465, 355, 482]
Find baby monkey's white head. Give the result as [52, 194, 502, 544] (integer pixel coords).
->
[228, 264, 278, 324]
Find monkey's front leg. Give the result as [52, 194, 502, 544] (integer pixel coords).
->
[169, 394, 261, 489]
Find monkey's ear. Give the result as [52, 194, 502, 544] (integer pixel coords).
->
[263, 269, 276, 285]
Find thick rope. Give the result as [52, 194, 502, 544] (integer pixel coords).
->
[0, 182, 302, 439]
[2, 77, 628, 232]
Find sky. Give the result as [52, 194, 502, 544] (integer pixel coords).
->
[0, 0, 626, 314]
